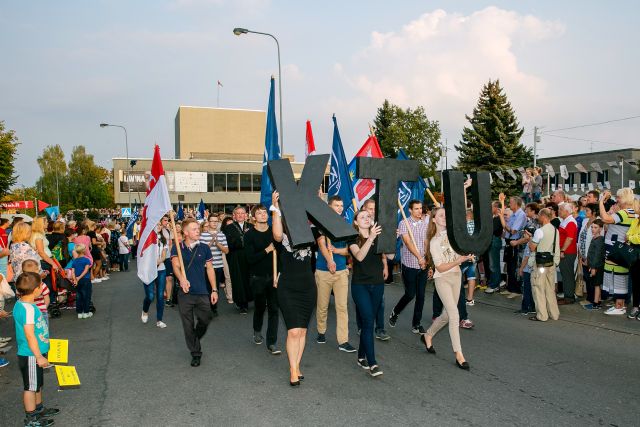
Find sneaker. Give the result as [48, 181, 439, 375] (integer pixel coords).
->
[357, 358, 370, 370]
[25, 417, 54, 427]
[0, 337, 12, 343]
[141, 312, 148, 324]
[375, 330, 391, 341]
[499, 290, 511, 295]
[267, 345, 282, 355]
[85, 312, 93, 318]
[604, 307, 626, 316]
[627, 307, 640, 319]
[253, 332, 264, 345]
[592, 303, 602, 310]
[556, 293, 565, 299]
[499, 280, 506, 288]
[507, 293, 520, 299]
[101, 276, 109, 281]
[460, 319, 474, 329]
[484, 287, 499, 294]
[77, 313, 83, 319]
[338, 342, 357, 353]
[38, 407, 60, 417]
[411, 325, 426, 334]
[369, 365, 383, 377]
[0, 345, 12, 354]
[316, 333, 326, 344]
[466, 299, 475, 306]
[389, 312, 398, 328]
[0, 358, 9, 368]
[156, 321, 167, 328]
[582, 303, 594, 310]
[239, 308, 248, 315]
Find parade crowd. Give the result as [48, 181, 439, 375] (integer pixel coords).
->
[2, 173, 640, 426]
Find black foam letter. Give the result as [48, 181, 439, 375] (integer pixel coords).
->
[443, 170, 492, 255]
[267, 155, 358, 248]
[356, 157, 420, 253]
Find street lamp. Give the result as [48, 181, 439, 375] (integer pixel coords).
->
[233, 27, 284, 155]
[100, 123, 131, 212]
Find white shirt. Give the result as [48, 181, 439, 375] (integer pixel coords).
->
[118, 235, 130, 255]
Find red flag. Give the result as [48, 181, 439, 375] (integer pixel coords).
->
[37, 200, 50, 211]
[137, 145, 172, 284]
[351, 135, 383, 207]
[305, 120, 316, 157]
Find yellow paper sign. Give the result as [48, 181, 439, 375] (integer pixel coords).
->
[55, 365, 81, 387]
[48, 339, 69, 364]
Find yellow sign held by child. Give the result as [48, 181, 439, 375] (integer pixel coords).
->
[48, 339, 69, 364]
[55, 365, 81, 387]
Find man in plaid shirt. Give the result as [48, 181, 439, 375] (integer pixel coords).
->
[389, 200, 430, 334]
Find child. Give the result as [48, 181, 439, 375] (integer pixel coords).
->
[22, 260, 51, 326]
[585, 219, 605, 310]
[71, 244, 93, 319]
[117, 232, 130, 272]
[13, 271, 60, 426]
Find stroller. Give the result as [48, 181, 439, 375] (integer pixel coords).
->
[49, 268, 75, 319]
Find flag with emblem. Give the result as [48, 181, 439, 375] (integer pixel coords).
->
[347, 134, 384, 209]
[329, 115, 355, 223]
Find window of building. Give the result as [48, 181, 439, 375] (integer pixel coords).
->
[240, 174, 252, 192]
[213, 174, 226, 192]
[581, 172, 589, 184]
[227, 173, 239, 192]
[597, 169, 609, 184]
[252, 174, 261, 192]
[207, 173, 214, 192]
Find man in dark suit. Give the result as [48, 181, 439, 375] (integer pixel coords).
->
[222, 206, 253, 314]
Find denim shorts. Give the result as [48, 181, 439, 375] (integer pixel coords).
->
[461, 261, 477, 281]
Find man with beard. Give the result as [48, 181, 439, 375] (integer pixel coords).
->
[222, 206, 253, 314]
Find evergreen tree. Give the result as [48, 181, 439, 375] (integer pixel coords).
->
[0, 121, 19, 198]
[455, 80, 531, 197]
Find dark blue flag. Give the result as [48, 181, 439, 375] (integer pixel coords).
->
[197, 199, 205, 220]
[260, 77, 281, 211]
[177, 202, 184, 221]
[126, 205, 139, 239]
[329, 115, 355, 223]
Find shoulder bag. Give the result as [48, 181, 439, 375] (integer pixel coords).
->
[535, 228, 557, 267]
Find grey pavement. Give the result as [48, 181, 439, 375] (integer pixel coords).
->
[1, 264, 639, 427]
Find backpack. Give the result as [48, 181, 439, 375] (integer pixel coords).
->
[51, 240, 65, 261]
[627, 217, 640, 245]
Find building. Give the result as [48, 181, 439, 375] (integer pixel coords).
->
[113, 106, 327, 212]
[538, 148, 640, 196]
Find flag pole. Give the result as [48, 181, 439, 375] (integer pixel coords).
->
[397, 198, 419, 252]
[426, 188, 440, 208]
[272, 250, 277, 287]
[169, 210, 186, 276]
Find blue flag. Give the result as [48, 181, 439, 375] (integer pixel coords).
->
[126, 205, 139, 239]
[197, 199, 205, 220]
[44, 206, 60, 221]
[329, 115, 356, 223]
[260, 77, 281, 212]
[177, 202, 184, 221]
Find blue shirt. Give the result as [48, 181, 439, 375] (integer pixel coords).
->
[316, 237, 347, 272]
[171, 242, 213, 295]
[13, 300, 50, 356]
[506, 208, 527, 240]
[73, 256, 92, 281]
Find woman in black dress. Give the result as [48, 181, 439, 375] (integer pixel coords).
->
[271, 191, 316, 386]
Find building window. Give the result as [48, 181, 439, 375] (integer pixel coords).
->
[581, 172, 589, 184]
[240, 174, 252, 192]
[207, 173, 214, 192]
[597, 169, 609, 184]
[214, 174, 226, 192]
[227, 173, 239, 192]
[252, 174, 261, 192]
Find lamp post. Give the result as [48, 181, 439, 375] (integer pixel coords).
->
[100, 123, 131, 212]
[233, 27, 284, 155]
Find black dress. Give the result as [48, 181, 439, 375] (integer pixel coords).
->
[277, 236, 316, 329]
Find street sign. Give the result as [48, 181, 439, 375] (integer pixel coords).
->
[121, 208, 132, 217]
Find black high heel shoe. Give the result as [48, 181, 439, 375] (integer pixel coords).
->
[298, 375, 304, 380]
[290, 380, 301, 387]
[421, 335, 436, 354]
[456, 359, 470, 370]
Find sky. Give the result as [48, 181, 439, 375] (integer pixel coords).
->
[1, 0, 639, 188]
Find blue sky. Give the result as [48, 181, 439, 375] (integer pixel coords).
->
[1, 0, 639, 187]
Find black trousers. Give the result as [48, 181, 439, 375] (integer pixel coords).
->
[251, 275, 279, 346]
[178, 292, 213, 357]
[505, 242, 521, 294]
[392, 265, 427, 327]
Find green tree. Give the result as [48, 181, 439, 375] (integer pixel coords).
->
[67, 145, 114, 209]
[0, 121, 19, 198]
[373, 100, 442, 180]
[36, 144, 68, 208]
[455, 79, 531, 197]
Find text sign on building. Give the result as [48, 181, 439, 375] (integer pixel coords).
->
[168, 171, 207, 193]
[119, 171, 148, 193]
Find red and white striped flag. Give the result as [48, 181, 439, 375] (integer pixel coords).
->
[137, 145, 172, 285]
[305, 120, 316, 157]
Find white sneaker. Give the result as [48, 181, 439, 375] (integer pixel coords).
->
[91, 279, 98, 284]
[604, 307, 626, 315]
[85, 312, 93, 318]
[156, 321, 167, 328]
[0, 337, 12, 343]
[101, 276, 110, 281]
[141, 312, 149, 323]
[78, 313, 84, 319]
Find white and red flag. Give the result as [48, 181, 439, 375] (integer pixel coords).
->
[347, 135, 384, 208]
[137, 145, 172, 285]
[305, 120, 316, 157]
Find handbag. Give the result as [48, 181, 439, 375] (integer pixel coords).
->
[535, 229, 557, 267]
[574, 264, 584, 297]
[0, 273, 14, 299]
[607, 240, 640, 268]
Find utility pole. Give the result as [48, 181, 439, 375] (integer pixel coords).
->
[55, 165, 60, 208]
[620, 155, 624, 190]
[533, 127, 539, 168]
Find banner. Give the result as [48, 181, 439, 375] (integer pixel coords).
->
[591, 162, 603, 174]
[588, 183, 594, 191]
[630, 180, 636, 189]
[0, 200, 49, 211]
[607, 161, 621, 174]
[495, 171, 505, 181]
[506, 169, 517, 180]
[575, 163, 588, 174]
[545, 164, 555, 175]
[559, 165, 569, 179]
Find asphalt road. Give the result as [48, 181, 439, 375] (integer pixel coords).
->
[1, 263, 639, 427]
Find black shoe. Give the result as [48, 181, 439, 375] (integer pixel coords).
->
[389, 312, 398, 328]
[357, 358, 370, 370]
[165, 300, 174, 307]
[456, 359, 470, 370]
[375, 330, 391, 341]
[239, 307, 248, 315]
[317, 333, 326, 344]
[369, 365, 383, 377]
[289, 380, 300, 387]
[421, 335, 436, 354]
[190, 356, 201, 367]
[411, 325, 426, 334]
[38, 408, 60, 418]
[267, 344, 282, 355]
[253, 332, 264, 345]
[298, 375, 304, 380]
[338, 342, 357, 353]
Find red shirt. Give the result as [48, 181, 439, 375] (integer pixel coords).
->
[559, 220, 578, 255]
[0, 227, 7, 248]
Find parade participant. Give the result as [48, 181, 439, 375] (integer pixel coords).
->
[315, 196, 355, 352]
[389, 200, 429, 334]
[244, 205, 281, 355]
[222, 206, 253, 314]
[220, 216, 234, 303]
[141, 224, 168, 328]
[349, 209, 391, 377]
[207, 215, 230, 304]
[171, 218, 219, 367]
[271, 191, 316, 386]
[13, 272, 59, 427]
[160, 215, 175, 307]
[528, 208, 561, 322]
[422, 207, 473, 370]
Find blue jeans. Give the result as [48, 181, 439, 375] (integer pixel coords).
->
[76, 279, 92, 314]
[392, 266, 427, 327]
[355, 294, 386, 333]
[143, 270, 166, 321]
[521, 272, 535, 312]
[351, 284, 384, 366]
[119, 253, 129, 272]
[489, 236, 502, 288]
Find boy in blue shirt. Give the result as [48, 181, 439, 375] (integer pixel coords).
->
[13, 271, 60, 426]
[71, 244, 93, 319]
